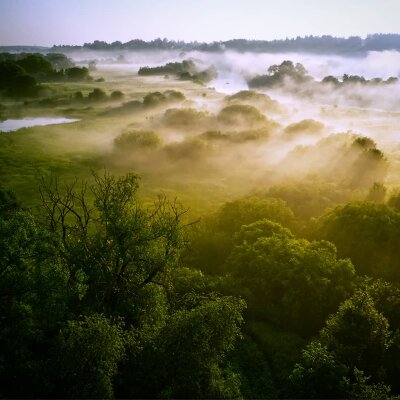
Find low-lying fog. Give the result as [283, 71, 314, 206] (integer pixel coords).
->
[9, 47, 398, 209]
[69, 48, 400, 115]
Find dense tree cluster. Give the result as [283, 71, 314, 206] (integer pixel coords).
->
[138, 59, 217, 84]
[0, 53, 91, 97]
[248, 60, 312, 88]
[2, 168, 400, 398]
[248, 60, 398, 89]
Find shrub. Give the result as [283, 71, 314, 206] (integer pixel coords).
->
[111, 90, 124, 100]
[163, 108, 212, 129]
[114, 130, 162, 150]
[88, 88, 107, 101]
[217, 104, 267, 127]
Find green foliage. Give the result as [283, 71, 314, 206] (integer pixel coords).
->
[142, 90, 185, 107]
[322, 75, 340, 85]
[290, 341, 348, 398]
[0, 54, 91, 98]
[39, 172, 186, 320]
[65, 66, 90, 81]
[315, 201, 400, 281]
[263, 180, 352, 220]
[0, 185, 20, 216]
[0, 200, 73, 397]
[186, 198, 295, 275]
[163, 107, 212, 129]
[284, 119, 324, 135]
[119, 296, 245, 398]
[139, 59, 197, 76]
[215, 197, 294, 234]
[73, 90, 83, 100]
[233, 218, 294, 245]
[164, 89, 186, 101]
[246, 321, 305, 397]
[225, 90, 281, 113]
[16, 54, 53, 76]
[138, 59, 217, 83]
[0, 60, 38, 97]
[217, 104, 267, 127]
[185, 224, 233, 275]
[143, 91, 167, 107]
[248, 60, 312, 88]
[322, 72, 398, 87]
[228, 230, 355, 334]
[229, 336, 278, 399]
[321, 291, 392, 378]
[387, 189, 400, 211]
[164, 136, 210, 160]
[114, 130, 162, 151]
[291, 289, 395, 398]
[1, 50, 400, 398]
[56, 314, 125, 398]
[88, 87, 107, 101]
[157, 296, 244, 398]
[110, 90, 124, 100]
[45, 53, 74, 70]
[345, 368, 392, 399]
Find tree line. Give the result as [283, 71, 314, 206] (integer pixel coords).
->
[53, 34, 400, 54]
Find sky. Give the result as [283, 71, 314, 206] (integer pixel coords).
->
[0, 0, 399, 46]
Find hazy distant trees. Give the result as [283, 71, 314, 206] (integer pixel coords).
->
[248, 60, 312, 88]
[247, 59, 398, 91]
[139, 59, 217, 84]
[322, 73, 398, 87]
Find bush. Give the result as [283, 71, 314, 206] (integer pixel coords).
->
[163, 108, 213, 130]
[164, 137, 210, 160]
[114, 130, 162, 150]
[73, 91, 83, 101]
[65, 67, 90, 81]
[284, 119, 324, 135]
[201, 128, 270, 143]
[217, 104, 267, 128]
[110, 90, 124, 100]
[164, 90, 186, 101]
[88, 88, 107, 102]
[143, 91, 167, 107]
[225, 90, 281, 113]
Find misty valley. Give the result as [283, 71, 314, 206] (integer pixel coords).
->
[2, 37, 400, 398]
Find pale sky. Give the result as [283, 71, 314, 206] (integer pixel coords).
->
[0, 0, 399, 46]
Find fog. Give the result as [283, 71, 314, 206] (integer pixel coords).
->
[69, 48, 400, 84]
[50, 47, 399, 197]
[3, 46, 400, 214]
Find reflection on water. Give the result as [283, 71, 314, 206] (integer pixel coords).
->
[0, 118, 79, 132]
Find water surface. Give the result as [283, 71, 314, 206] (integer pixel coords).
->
[0, 117, 79, 132]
